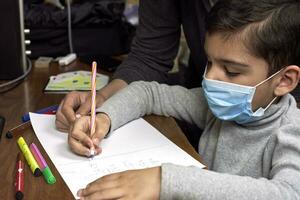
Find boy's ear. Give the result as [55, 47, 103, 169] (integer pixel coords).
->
[274, 65, 300, 96]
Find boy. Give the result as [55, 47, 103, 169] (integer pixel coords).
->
[70, 0, 300, 199]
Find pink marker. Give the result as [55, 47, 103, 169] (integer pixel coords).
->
[30, 143, 56, 184]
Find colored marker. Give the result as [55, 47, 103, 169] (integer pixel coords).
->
[17, 137, 42, 177]
[30, 143, 56, 184]
[6, 121, 31, 139]
[21, 105, 58, 122]
[15, 153, 24, 200]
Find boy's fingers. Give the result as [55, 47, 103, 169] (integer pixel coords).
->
[96, 172, 121, 182]
[76, 99, 92, 116]
[55, 119, 69, 133]
[55, 111, 69, 127]
[55, 100, 70, 129]
[61, 92, 84, 124]
[71, 118, 92, 144]
[93, 146, 102, 155]
[61, 103, 76, 124]
[70, 128, 93, 147]
[69, 116, 103, 156]
[79, 187, 124, 200]
[69, 136, 101, 157]
[68, 116, 95, 156]
[73, 116, 90, 132]
[68, 136, 91, 156]
[76, 91, 106, 116]
[81, 179, 121, 197]
[91, 128, 106, 146]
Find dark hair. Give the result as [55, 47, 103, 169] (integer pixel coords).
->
[207, 0, 300, 74]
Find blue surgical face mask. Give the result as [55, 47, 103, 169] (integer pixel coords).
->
[202, 68, 282, 124]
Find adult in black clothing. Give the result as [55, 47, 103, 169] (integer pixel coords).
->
[113, 0, 211, 87]
[55, 0, 215, 146]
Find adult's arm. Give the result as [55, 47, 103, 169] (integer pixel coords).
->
[113, 0, 181, 83]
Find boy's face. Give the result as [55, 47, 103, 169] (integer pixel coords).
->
[204, 33, 278, 111]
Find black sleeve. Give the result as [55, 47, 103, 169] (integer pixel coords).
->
[113, 0, 181, 84]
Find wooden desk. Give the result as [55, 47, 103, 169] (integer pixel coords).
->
[0, 60, 201, 200]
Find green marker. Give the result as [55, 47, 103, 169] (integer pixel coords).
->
[42, 166, 56, 184]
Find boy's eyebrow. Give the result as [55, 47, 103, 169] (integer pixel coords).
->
[219, 59, 249, 68]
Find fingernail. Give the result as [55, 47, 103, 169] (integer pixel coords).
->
[93, 138, 99, 146]
[76, 114, 81, 119]
[77, 189, 83, 197]
[89, 148, 95, 157]
[85, 150, 91, 157]
[96, 147, 102, 155]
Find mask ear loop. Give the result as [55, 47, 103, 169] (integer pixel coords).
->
[254, 67, 285, 88]
[203, 65, 208, 78]
[262, 95, 278, 110]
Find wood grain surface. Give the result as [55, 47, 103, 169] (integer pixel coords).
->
[0, 59, 202, 200]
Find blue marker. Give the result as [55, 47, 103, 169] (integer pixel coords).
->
[21, 105, 58, 122]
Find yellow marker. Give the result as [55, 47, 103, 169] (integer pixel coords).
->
[17, 137, 42, 177]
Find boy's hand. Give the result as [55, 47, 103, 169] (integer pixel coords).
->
[56, 91, 106, 132]
[77, 167, 161, 200]
[55, 79, 128, 133]
[68, 113, 110, 157]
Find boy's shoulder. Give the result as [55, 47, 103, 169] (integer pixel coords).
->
[277, 94, 300, 130]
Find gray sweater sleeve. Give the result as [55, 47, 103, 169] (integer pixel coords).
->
[161, 161, 300, 200]
[96, 81, 209, 133]
[160, 123, 300, 199]
[96, 81, 300, 199]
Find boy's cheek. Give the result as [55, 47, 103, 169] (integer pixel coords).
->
[252, 85, 275, 111]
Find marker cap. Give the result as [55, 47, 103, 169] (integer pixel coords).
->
[15, 191, 24, 200]
[34, 168, 42, 177]
[6, 131, 13, 139]
[42, 166, 56, 184]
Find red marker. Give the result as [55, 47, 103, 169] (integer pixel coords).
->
[15, 153, 24, 200]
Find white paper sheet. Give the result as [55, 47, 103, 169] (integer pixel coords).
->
[29, 113, 205, 199]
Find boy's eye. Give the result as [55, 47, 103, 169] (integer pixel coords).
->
[224, 67, 240, 77]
